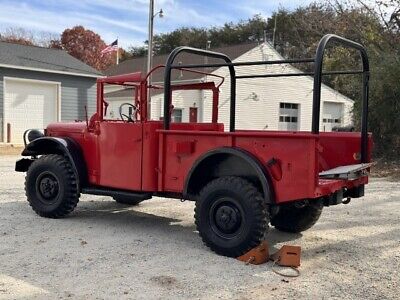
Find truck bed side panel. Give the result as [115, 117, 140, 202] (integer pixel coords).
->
[159, 130, 318, 203]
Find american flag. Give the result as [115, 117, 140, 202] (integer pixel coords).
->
[101, 39, 118, 55]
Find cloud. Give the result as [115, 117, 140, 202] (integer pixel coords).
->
[0, 0, 313, 47]
[0, 0, 145, 46]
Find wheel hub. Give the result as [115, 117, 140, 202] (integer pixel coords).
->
[37, 173, 59, 201]
[210, 199, 243, 237]
[215, 206, 239, 232]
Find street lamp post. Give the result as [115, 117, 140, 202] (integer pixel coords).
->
[147, 0, 163, 119]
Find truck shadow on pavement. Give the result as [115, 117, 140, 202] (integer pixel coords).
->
[66, 198, 204, 249]
[42, 198, 305, 253]
[68, 198, 304, 253]
[266, 229, 302, 253]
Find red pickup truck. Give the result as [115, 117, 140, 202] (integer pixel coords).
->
[16, 34, 372, 257]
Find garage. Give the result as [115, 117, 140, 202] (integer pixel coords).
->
[4, 78, 59, 144]
[0, 40, 102, 144]
[322, 102, 343, 131]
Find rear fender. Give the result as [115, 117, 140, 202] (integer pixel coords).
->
[16, 137, 87, 189]
[183, 147, 274, 203]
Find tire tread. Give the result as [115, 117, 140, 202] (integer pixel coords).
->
[25, 154, 80, 218]
[271, 200, 323, 233]
[195, 176, 269, 257]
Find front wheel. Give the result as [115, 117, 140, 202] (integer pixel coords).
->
[271, 199, 323, 233]
[25, 154, 80, 218]
[195, 177, 269, 257]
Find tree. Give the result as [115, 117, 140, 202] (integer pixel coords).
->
[121, 45, 147, 60]
[60, 26, 114, 70]
[0, 28, 61, 48]
[0, 28, 35, 46]
[121, 15, 269, 60]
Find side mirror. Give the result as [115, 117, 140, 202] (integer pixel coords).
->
[89, 113, 99, 129]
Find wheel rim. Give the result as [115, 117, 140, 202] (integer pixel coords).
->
[209, 197, 244, 239]
[36, 172, 60, 204]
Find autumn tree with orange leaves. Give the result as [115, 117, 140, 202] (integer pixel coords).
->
[60, 26, 115, 71]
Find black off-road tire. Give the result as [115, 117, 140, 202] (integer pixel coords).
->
[113, 196, 143, 206]
[271, 199, 323, 233]
[25, 154, 80, 218]
[195, 176, 269, 257]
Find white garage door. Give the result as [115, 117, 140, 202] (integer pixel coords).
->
[4, 79, 59, 144]
[322, 102, 343, 132]
[278, 102, 299, 131]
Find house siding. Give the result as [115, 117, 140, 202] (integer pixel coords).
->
[151, 89, 202, 122]
[149, 43, 354, 132]
[202, 43, 354, 131]
[0, 67, 97, 141]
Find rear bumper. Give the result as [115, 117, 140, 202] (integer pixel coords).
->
[316, 176, 368, 197]
[314, 176, 368, 205]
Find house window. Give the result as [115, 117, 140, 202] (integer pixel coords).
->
[279, 102, 299, 131]
[172, 109, 183, 123]
[323, 118, 341, 124]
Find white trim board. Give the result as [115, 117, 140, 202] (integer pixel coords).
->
[0, 63, 103, 79]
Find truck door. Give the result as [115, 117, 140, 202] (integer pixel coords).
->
[97, 121, 143, 191]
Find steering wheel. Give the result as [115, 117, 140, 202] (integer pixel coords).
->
[119, 103, 137, 123]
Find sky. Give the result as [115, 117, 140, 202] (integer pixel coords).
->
[0, 0, 314, 48]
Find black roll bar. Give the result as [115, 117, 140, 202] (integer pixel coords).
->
[312, 34, 369, 162]
[163, 47, 236, 131]
[163, 34, 369, 162]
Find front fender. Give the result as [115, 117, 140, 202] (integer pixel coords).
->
[16, 137, 87, 189]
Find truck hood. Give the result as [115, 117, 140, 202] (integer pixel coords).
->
[46, 122, 87, 135]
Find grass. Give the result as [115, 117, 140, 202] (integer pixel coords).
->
[371, 159, 400, 180]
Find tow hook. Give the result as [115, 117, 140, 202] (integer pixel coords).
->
[342, 197, 351, 204]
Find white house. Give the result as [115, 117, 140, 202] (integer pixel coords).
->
[105, 42, 353, 132]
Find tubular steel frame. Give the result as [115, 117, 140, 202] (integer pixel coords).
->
[163, 34, 370, 162]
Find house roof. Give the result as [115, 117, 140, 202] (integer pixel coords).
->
[105, 42, 259, 82]
[0, 41, 103, 78]
[105, 87, 136, 98]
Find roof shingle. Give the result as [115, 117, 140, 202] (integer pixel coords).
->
[0, 41, 102, 77]
[105, 42, 259, 82]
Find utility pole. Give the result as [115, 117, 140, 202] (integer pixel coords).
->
[147, 0, 154, 76]
[272, 15, 277, 48]
[146, 0, 163, 119]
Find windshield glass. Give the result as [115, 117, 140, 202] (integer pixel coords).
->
[103, 83, 137, 121]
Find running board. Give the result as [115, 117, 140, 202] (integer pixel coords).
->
[319, 163, 372, 180]
[82, 187, 152, 200]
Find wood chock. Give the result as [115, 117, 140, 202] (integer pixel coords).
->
[236, 241, 269, 265]
[270, 245, 301, 267]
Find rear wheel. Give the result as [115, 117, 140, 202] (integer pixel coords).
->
[271, 199, 323, 233]
[195, 176, 269, 257]
[113, 196, 143, 206]
[25, 154, 80, 218]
